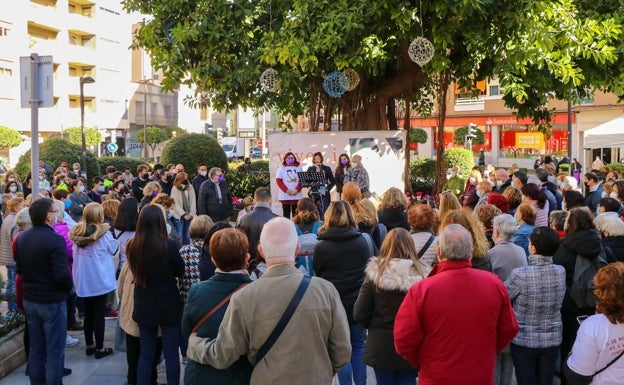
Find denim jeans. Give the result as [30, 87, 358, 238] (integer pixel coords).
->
[23, 300, 67, 385]
[510, 343, 559, 385]
[138, 324, 181, 385]
[338, 324, 367, 385]
[373, 368, 418, 385]
[174, 216, 191, 246]
[5, 266, 17, 312]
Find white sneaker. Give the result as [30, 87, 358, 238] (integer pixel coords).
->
[66, 335, 79, 346]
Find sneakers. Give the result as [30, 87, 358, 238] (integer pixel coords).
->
[104, 310, 118, 320]
[66, 335, 80, 346]
[68, 321, 84, 331]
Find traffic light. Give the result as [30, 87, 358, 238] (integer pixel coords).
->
[467, 123, 477, 140]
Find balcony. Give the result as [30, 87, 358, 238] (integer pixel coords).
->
[454, 97, 485, 112]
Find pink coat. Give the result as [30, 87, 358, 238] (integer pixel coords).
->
[53, 222, 74, 273]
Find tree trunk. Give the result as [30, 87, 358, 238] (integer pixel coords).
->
[433, 70, 451, 195]
[403, 93, 412, 194]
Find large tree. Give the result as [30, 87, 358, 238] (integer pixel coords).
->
[123, 0, 624, 188]
[0, 126, 22, 150]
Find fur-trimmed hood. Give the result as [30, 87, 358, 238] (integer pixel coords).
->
[365, 257, 431, 292]
[69, 223, 111, 247]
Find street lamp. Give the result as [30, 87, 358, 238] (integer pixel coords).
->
[141, 78, 153, 158]
[80, 76, 95, 176]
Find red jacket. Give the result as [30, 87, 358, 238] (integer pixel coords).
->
[394, 260, 518, 385]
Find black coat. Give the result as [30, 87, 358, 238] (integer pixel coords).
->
[192, 175, 208, 205]
[553, 229, 603, 313]
[313, 226, 373, 324]
[236, 204, 278, 266]
[131, 177, 148, 201]
[132, 238, 185, 327]
[197, 180, 233, 222]
[15, 225, 73, 303]
[377, 208, 409, 232]
[602, 235, 624, 263]
[306, 164, 336, 194]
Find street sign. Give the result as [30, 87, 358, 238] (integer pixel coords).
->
[107, 142, 119, 153]
[20, 55, 54, 108]
[238, 131, 255, 139]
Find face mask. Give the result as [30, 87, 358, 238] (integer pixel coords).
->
[9, 186, 17, 193]
[8, 177, 14, 182]
[314, 162, 321, 167]
[73, 169, 80, 173]
[51, 215, 58, 227]
[217, 175, 225, 183]
[341, 159, 348, 166]
[181, 182, 188, 190]
[469, 177, 476, 184]
[167, 211, 173, 219]
[151, 191, 158, 197]
[558, 181, 566, 188]
[513, 168, 519, 172]
[79, 185, 85, 193]
[496, 181, 503, 188]
[451, 172, 457, 177]
[286, 158, 294, 165]
[610, 192, 619, 199]
[64, 200, 71, 210]
[476, 190, 483, 198]
[199, 171, 207, 177]
[351, 162, 359, 167]
[98, 186, 105, 193]
[484, 170, 490, 177]
[142, 173, 150, 180]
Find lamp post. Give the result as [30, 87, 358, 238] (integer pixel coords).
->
[80, 76, 95, 176]
[141, 78, 153, 158]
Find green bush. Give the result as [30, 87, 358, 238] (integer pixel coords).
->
[607, 163, 624, 175]
[161, 134, 228, 178]
[98, 156, 150, 175]
[14, 138, 100, 180]
[228, 159, 270, 172]
[225, 170, 271, 199]
[410, 176, 434, 195]
[410, 157, 437, 179]
[443, 148, 474, 179]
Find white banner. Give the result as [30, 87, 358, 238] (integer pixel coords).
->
[268, 131, 406, 214]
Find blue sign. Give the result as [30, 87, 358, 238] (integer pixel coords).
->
[107, 142, 118, 153]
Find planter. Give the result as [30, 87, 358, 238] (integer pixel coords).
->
[0, 324, 26, 379]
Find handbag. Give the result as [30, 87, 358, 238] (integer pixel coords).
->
[191, 282, 248, 333]
[255, 276, 311, 364]
[114, 313, 127, 352]
[564, 348, 624, 385]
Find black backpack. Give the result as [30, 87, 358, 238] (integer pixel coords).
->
[568, 251, 608, 309]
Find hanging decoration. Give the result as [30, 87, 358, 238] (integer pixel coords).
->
[165, 22, 176, 43]
[408, 37, 434, 66]
[341, 69, 360, 91]
[259, 1, 279, 92]
[323, 71, 348, 98]
[260, 68, 279, 92]
[409, 0, 434, 66]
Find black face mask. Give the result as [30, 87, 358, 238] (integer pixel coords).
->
[142, 173, 150, 180]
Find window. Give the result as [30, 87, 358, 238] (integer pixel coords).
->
[163, 105, 171, 117]
[150, 102, 157, 115]
[0, 67, 12, 77]
[490, 85, 499, 96]
[0, 27, 9, 36]
[135, 100, 144, 113]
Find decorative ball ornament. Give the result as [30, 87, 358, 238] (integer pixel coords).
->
[341, 69, 360, 91]
[323, 71, 348, 98]
[165, 22, 176, 43]
[408, 37, 435, 66]
[259, 68, 279, 92]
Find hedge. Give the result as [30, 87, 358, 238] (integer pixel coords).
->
[161, 134, 228, 179]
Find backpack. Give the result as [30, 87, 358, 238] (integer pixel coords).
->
[568, 251, 608, 309]
[297, 232, 318, 256]
[295, 222, 321, 276]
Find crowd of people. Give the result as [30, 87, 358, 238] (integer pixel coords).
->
[1, 153, 624, 385]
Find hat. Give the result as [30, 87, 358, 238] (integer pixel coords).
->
[61, 161, 68, 167]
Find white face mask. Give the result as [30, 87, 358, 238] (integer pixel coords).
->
[199, 171, 207, 177]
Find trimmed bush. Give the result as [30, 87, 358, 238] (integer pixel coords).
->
[607, 163, 624, 175]
[161, 134, 228, 178]
[14, 138, 99, 180]
[98, 156, 150, 175]
[225, 170, 271, 199]
[410, 157, 436, 180]
[443, 148, 475, 179]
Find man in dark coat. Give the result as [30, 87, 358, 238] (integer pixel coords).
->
[131, 164, 150, 201]
[197, 167, 233, 222]
[236, 187, 278, 269]
[15, 198, 74, 384]
[192, 164, 208, 206]
[583, 172, 603, 213]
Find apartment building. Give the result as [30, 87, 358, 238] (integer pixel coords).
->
[0, 0, 184, 164]
[411, 78, 624, 168]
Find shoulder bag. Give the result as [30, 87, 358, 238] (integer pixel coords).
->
[191, 282, 249, 333]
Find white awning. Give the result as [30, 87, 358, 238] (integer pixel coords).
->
[583, 115, 624, 148]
